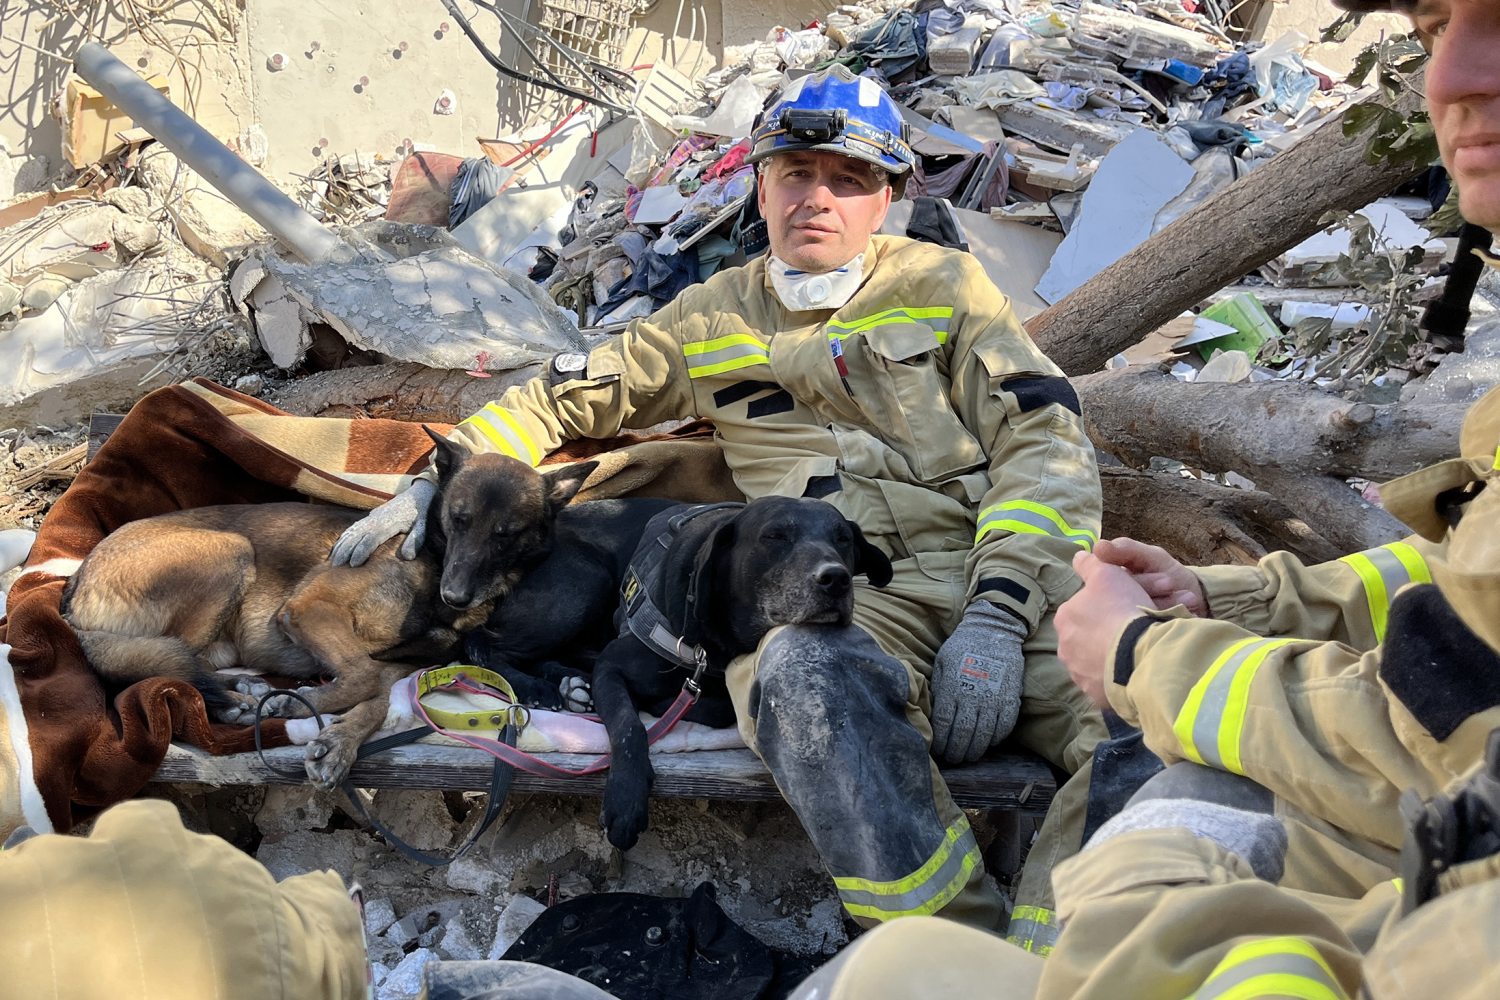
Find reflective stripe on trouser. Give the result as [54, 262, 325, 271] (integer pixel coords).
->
[1010, 613, 1109, 944]
[1189, 936, 1350, 1000]
[1005, 904, 1059, 956]
[724, 554, 1005, 932]
[1338, 541, 1431, 643]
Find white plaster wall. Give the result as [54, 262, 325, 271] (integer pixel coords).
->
[0, 0, 252, 196]
[1256, 0, 1411, 76]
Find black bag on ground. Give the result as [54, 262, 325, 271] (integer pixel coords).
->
[500, 882, 826, 1000]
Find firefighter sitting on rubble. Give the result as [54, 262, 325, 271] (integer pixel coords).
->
[784, 2, 1500, 969]
[333, 64, 1105, 932]
[1046, 0, 1500, 917]
[789, 367, 1500, 998]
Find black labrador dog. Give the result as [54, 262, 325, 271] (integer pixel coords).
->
[594, 496, 893, 850]
[463, 497, 679, 711]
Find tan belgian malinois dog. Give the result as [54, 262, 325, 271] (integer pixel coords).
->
[62, 428, 596, 787]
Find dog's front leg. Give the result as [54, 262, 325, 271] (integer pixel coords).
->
[592, 638, 657, 851]
[303, 665, 409, 789]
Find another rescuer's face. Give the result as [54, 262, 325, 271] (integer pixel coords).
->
[1415, 0, 1500, 229]
[757, 149, 893, 273]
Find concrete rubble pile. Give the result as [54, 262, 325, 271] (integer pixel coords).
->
[459, 0, 1408, 354]
[0, 170, 250, 430]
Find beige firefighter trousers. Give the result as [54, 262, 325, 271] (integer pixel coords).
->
[723, 551, 1104, 933]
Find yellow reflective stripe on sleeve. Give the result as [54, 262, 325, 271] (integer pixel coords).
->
[1173, 637, 1302, 774]
[826, 305, 954, 341]
[832, 816, 980, 920]
[1493, 444, 1499, 470]
[975, 499, 1098, 549]
[1190, 936, 1349, 1000]
[1338, 541, 1432, 642]
[1005, 905, 1058, 956]
[457, 403, 542, 466]
[683, 334, 771, 378]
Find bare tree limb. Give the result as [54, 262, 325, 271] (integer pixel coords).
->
[1029, 72, 1428, 376]
[1075, 365, 1463, 481]
[1100, 466, 1345, 566]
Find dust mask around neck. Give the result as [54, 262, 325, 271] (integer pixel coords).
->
[767, 252, 865, 312]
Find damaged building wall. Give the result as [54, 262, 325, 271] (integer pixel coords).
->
[0, 1, 253, 200]
[1253, 0, 1410, 76]
[2, 1, 830, 198]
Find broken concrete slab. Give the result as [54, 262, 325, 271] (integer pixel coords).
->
[367, 789, 456, 852]
[364, 897, 399, 939]
[379, 947, 438, 1000]
[231, 226, 587, 372]
[135, 145, 268, 270]
[996, 101, 1139, 158]
[1036, 129, 1196, 304]
[487, 895, 548, 960]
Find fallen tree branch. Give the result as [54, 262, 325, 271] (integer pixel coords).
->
[1100, 465, 1345, 566]
[269, 362, 542, 420]
[1075, 365, 1462, 481]
[1254, 469, 1408, 553]
[1029, 71, 1428, 376]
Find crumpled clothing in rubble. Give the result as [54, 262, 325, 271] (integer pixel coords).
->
[905, 139, 1008, 212]
[703, 139, 751, 183]
[549, 270, 594, 323]
[846, 8, 928, 81]
[596, 242, 700, 315]
[448, 157, 509, 229]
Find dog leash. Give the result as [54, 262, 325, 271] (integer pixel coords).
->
[250, 661, 706, 865]
[405, 660, 707, 779]
[251, 684, 517, 867]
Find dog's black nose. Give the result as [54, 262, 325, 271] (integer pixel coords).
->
[815, 563, 851, 597]
[440, 586, 473, 609]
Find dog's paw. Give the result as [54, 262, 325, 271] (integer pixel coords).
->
[214, 691, 261, 726]
[256, 689, 315, 719]
[232, 675, 273, 700]
[601, 770, 651, 851]
[560, 676, 593, 713]
[305, 722, 360, 790]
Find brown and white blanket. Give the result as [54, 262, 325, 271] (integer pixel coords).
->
[0, 378, 736, 836]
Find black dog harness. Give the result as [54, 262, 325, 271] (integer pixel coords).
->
[620, 502, 744, 676]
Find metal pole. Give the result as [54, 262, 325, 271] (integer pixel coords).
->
[73, 42, 346, 264]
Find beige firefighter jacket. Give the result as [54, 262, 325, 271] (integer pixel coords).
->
[1100, 386, 1500, 854]
[1037, 825, 1500, 1000]
[429, 235, 1100, 631]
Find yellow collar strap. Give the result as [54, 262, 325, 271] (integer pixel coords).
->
[415, 664, 530, 732]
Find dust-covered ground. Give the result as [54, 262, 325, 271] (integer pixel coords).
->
[144, 781, 965, 998]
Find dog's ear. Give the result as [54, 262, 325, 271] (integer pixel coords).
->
[423, 425, 467, 482]
[686, 518, 736, 632]
[540, 460, 599, 514]
[850, 521, 893, 588]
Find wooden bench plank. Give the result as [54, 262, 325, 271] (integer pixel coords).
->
[155, 743, 1056, 816]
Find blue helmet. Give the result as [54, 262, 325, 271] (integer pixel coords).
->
[747, 65, 915, 177]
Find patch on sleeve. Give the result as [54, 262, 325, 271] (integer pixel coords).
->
[998, 375, 1081, 416]
[974, 576, 1033, 608]
[1113, 616, 1164, 688]
[1379, 584, 1500, 741]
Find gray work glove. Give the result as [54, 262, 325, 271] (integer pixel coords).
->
[328, 478, 437, 567]
[1086, 798, 1289, 883]
[930, 601, 1027, 764]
